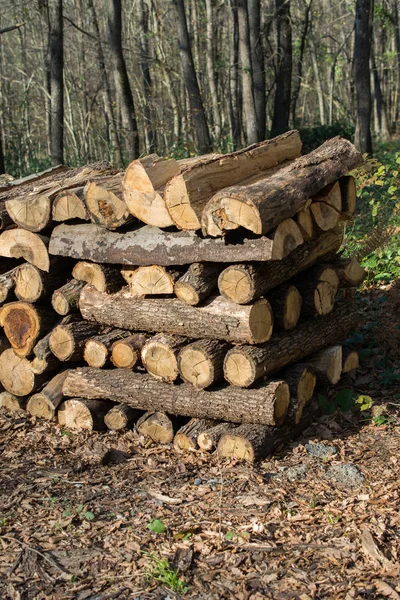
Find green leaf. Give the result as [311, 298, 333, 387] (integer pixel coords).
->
[318, 393, 335, 415]
[62, 509, 71, 518]
[356, 395, 373, 411]
[336, 389, 356, 411]
[77, 504, 84, 513]
[83, 511, 95, 521]
[225, 531, 234, 540]
[147, 519, 166, 533]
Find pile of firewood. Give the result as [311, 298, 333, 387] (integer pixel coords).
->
[0, 131, 365, 462]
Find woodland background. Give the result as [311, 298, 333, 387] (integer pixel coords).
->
[0, 0, 398, 177]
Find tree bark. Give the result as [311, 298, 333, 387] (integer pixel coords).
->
[49, 0, 64, 165]
[205, 0, 221, 141]
[27, 370, 70, 420]
[72, 261, 124, 294]
[354, 0, 374, 154]
[63, 367, 290, 426]
[49, 316, 100, 361]
[104, 404, 141, 431]
[266, 284, 302, 330]
[174, 263, 221, 306]
[198, 422, 238, 452]
[248, 0, 265, 140]
[308, 345, 342, 385]
[281, 363, 316, 405]
[52, 279, 86, 315]
[271, 0, 292, 136]
[202, 137, 362, 237]
[173, 0, 212, 153]
[174, 418, 216, 451]
[237, 0, 258, 144]
[79, 286, 274, 345]
[229, 0, 241, 147]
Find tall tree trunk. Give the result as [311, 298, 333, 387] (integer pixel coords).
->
[229, 0, 241, 147]
[205, 0, 221, 141]
[139, 0, 155, 153]
[248, 0, 265, 140]
[174, 0, 212, 153]
[354, 0, 373, 155]
[0, 128, 5, 175]
[309, 34, 325, 125]
[291, 0, 312, 126]
[271, 0, 292, 137]
[49, 0, 64, 165]
[108, 0, 140, 160]
[237, 0, 258, 144]
[371, 47, 391, 141]
[394, 0, 400, 130]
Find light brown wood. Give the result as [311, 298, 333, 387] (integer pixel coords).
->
[308, 345, 343, 385]
[49, 317, 99, 361]
[27, 370, 70, 420]
[58, 398, 113, 430]
[121, 265, 182, 296]
[84, 329, 130, 368]
[0, 302, 56, 357]
[52, 187, 89, 222]
[0, 230, 50, 271]
[296, 205, 314, 241]
[0, 348, 51, 396]
[111, 333, 149, 368]
[79, 286, 274, 345]
[84, 174, 134, 229]
[223, 301, 358, 387]
[197, 422, 238, 452]
[202, 137, 361, 237]
[282, 363, 316, 405]
[217, 228, 343, 305]
[72, 261, 124, 294]
[266, 284, 302, 330]
[178, 339, 229, 389]
[63, 368, 290, 426]
[136, 411, 177, 443]
[342, 349, 359, 373]
[14, 261, 66, 303]
[104, 404, 142, 431]
[174, 418, 216, 451]
[51, 279, 86, 315]
[5, 193, 53, 233]
[333, 257, 366, 287]
[174, 263, 221, 305]
[270, 218, 304, 260]
[165, 131, 302, 230]
[141, 333, 190, 382]
[0, 391, 27, 412]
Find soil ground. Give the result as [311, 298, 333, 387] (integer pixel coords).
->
[1, 290, 400, 600]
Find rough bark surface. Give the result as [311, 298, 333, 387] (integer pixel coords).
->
[27, 370, 70, 420]
[174, 263, 221, 306]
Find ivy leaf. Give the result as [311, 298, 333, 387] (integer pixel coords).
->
[147, 519, 166, 533]
[83, 511, 95, 521]
[336, 389, 356, 411]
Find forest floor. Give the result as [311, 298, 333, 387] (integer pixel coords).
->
[0, 285, 400, 600]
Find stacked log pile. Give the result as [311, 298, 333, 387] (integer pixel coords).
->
[0, 132, 365, 462]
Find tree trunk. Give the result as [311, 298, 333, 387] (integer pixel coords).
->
[293, 265, 339, 317]
[108, 0, 140, 160]
[248, 0, 265, 139]
[52, 187, 89, 222]
[281, 363, 316, 404]
[84, 175, 134, 230]
[49, 223, 292, 266]
[63, 367, 290, 426]
[308, 345, 342, 385]
[0, 348, 54, 396]
[49, 0, 64, 165]
[229, 0, 241, 147]
[0, 391, 28, 413]
[205, 0, 221, 141]
[174, 0, 212, 153]
[354, 0, 373, 154]
[136, 411, 178, 443]
[237, 0, 258, 144]
[202, 137, 362, 237]
[271, 0, 292, 136]
[291, 0, 311, 125]
[79, 286, 274, 345]
[224, 300, 358, 387]
[265, 284, 302, 330]
[371, 46, 391, 141]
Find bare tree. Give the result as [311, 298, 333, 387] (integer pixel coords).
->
[108, 0, 140, 160]
[248, 0, 265, 140]
[174, 0, 212, 153]
[229, 0, 241, 147]
[354, 0, 373, 154]
[271, 0, 292, 136]
[49, 0, 64, 165]
[237, 0, 258, 144]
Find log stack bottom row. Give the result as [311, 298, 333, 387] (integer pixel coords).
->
[0, 131, 365, 462]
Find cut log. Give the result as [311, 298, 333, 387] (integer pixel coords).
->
[111, 333, 149, 368]
[286, 396, 306, 425]
[217, 228, 344, 304]
[174, 418, 216, 451]
[266, 284, 302, 330]
[5, 193, 54, 233]
[223, 301, 358, 387]
[79, 286, 274, 345]
[49, 223, 301, 266]
[27, 370, 71, 420]
[178, 339, 229, 389]
[0, 391, 27, 412]
[104, 404, 142, 431]
[84, 174, 134, 229]
[294, 265, 339, 317]
[339, 175, 357, 215]
[282, 363, 316, 405]
[0, 203, 15, 231]
[342, 349, 359, 373]
[202, 137, 362, 237]
[0, 302, 56, 357]
[296, 207, 314, 240]
[58, 398, 113, 431]
[141, 333, 190, 382]
[333, 257, 366, 287]
[84, 329, 130, 368]
[72, 261, 124, 294]
[197, 422, 238, 452]
[164, 131, 302, 230]
[63, 368, 290, 426]
[14, 261, 67, 303]
[51, 279, 86, 315]
[52, 187, 89, 222]
[122, 155, 179, 227]
[0, 267, 18, 303]
[269, 219, 304, 260]
[0, 230, 50, 271]
[0, 349, 52, 396]
[136, 411, 178, 443]
[309, 345, 342, 385]
[174, 263, 221, 305]
[121, 265, 182, 296]
[310, 203, 340, 231]
[49, 317, 100, 361]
